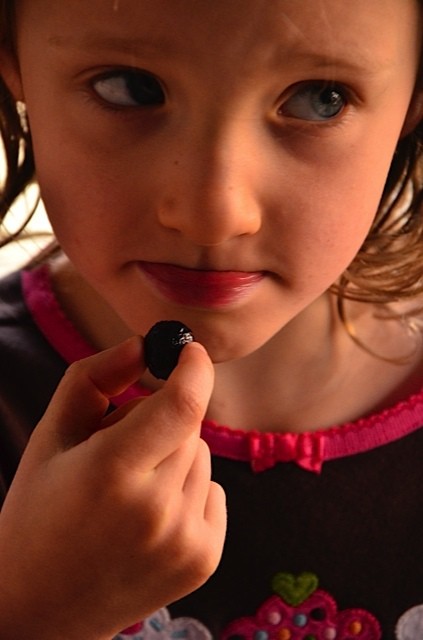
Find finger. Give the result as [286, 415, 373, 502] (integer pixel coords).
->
[35, 336, 144, 452]
[181, 438, 212, 500]
[97, 341, 214, 472]
[205, 481, 227, 527]
[153, 430, 205, 493]
[202, 481, 227, 570]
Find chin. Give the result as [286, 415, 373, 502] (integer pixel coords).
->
[121, 297, 284, 364]
[192, 325, 271, 364]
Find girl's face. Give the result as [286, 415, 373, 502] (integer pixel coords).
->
[3, 0, 422, 361]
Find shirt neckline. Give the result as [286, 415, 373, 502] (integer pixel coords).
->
[21, 264, 423, 473]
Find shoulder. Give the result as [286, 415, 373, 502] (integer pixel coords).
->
[0, 269, 27, 321]
[0, 269, 68, 497]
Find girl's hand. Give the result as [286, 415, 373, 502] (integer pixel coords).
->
[0, 337, 226, 640]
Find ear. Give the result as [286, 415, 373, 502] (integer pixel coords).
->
[401, 88, 423, 138]
[0, 46, 24, 101]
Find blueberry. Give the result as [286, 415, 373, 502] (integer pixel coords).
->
[144, 321, 195, 380]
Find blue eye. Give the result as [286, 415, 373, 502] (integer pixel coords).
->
[92, 70, 165, 107]
[280, 83, 347, 121]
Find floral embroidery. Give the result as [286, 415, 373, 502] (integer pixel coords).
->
[222, 572, 381, 639]
[113, 575, 423, 639]
[396, 604, 423, 640]
[114, 607, 212, 640]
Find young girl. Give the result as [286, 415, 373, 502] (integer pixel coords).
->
[0, 1, 422, 639]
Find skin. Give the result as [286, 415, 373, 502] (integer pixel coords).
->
[0, 0, 421, 637]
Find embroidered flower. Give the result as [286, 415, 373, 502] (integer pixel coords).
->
[396, 604, 423, 640]
[222, 572, 381, 640]
[115, 607, 212, 640]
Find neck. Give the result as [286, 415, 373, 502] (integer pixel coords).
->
[207, 296, 423, 433]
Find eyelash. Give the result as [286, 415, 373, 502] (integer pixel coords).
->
[88, 68, 352, 127]
[90, 68, 165, 112]
[278, 81, 351, 124]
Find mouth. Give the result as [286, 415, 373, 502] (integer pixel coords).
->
[138, 261, 265, 309]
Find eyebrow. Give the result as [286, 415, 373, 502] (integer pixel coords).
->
[49, 33, 391, 78]
[48, 33, 175, 57]
[282, 50, 390, 77]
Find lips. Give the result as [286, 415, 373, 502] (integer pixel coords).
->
[138, 262, 264, 308]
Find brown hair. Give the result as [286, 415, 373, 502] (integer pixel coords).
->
[332, 110, 423, 305]
[0, 1, 36, 247]
[0, 1, 422, 307]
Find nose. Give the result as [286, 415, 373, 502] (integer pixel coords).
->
[157, 127, 263, 247]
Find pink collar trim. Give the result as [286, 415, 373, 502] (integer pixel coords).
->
[22, 265, 423, 474]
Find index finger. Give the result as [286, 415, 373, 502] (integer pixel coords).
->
[37, 336, 145, 452]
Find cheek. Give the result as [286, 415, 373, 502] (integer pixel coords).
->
[282, 142, 396, 286]
[32, 136, 141, 271]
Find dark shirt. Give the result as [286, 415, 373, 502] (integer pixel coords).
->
[1, 268, 422, 640]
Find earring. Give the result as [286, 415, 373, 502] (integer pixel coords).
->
[16, 100, 29, 133]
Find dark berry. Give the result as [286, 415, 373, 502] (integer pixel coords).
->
[144, 321, 195, 380]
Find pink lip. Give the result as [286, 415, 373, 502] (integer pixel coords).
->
[138, 262, 264, 308]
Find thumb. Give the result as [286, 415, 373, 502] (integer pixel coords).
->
[97, 341, 214, 471]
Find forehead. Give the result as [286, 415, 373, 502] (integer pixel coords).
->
[15, 0, 422, 75]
